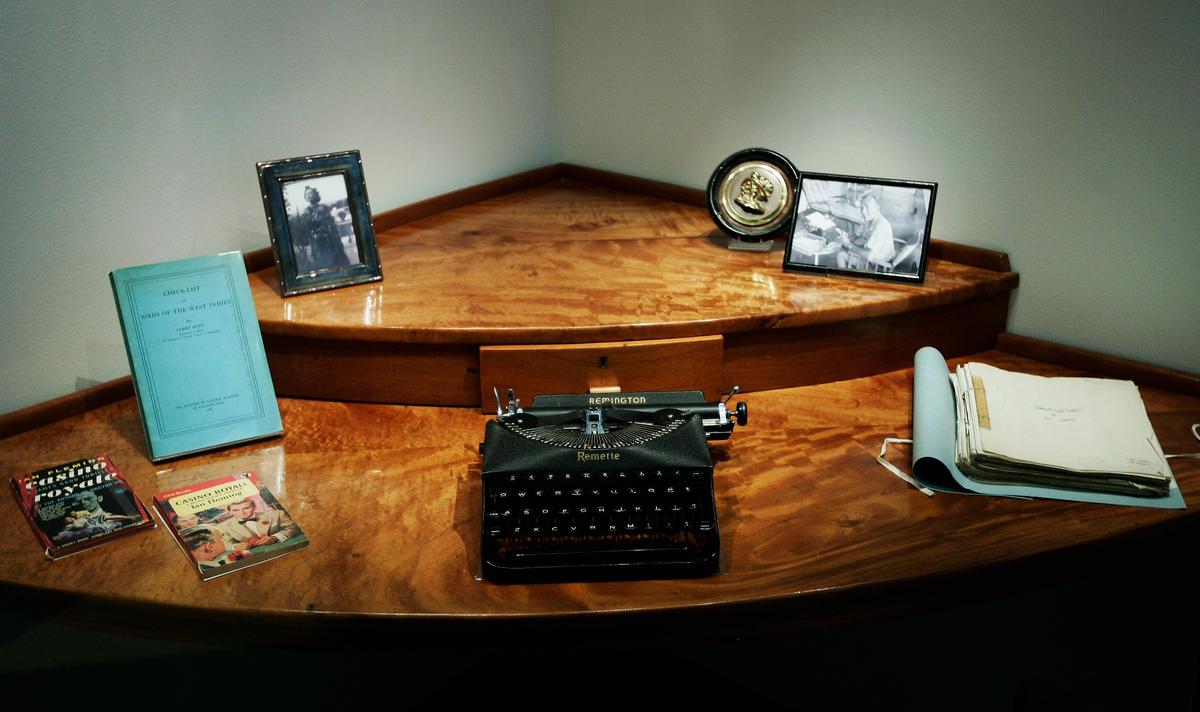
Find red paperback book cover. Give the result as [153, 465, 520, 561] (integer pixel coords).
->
[154, 471, 309, 581]
[9, 454, 155, 560]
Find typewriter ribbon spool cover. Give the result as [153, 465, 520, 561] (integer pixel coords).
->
[481, 412, 713, 476]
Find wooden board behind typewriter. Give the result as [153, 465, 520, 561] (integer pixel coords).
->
[478, 335, 723, 411]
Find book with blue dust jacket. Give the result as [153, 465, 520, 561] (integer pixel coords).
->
[110, 252, 283, 462]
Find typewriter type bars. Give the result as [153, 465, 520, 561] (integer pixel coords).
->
[479, 388, 746, 584]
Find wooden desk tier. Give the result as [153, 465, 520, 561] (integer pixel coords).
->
[248, 164, 1018, 407]
[0, 341, 1196, 639]
[2, 166, 1196, 641]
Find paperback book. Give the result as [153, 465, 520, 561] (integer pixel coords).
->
[10, 454, 155, 560]
[110, 252, 283, 462]
[154, 472, 309, 581]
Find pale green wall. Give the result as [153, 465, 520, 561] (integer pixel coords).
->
[2, 0, 1197, 415]
[554, 0, 1200, 374]
[0, 1, 557, 414]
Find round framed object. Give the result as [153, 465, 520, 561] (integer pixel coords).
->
[706, 148, 799, 242]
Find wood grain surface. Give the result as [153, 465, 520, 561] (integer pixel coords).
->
[250, 178, 1018, 404]
[997, 333, 1200, 397]
[1, 350, 1195, 636]
[479, 335, 724, 408]
[249, 180, 1017, 344]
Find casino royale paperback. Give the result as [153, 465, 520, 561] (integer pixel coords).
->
[9, 454, 155, 560]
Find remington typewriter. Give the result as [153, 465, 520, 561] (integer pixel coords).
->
[480, 387, 747, 583]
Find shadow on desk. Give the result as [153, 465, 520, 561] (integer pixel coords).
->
[2, 555, 1195, 712]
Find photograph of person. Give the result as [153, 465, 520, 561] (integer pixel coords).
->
[282, 173, 362, 273]
[216, 496, 300, 553]
[172, 510, 220, 537]
[65, 489, 141, 532]
[257, 150, 383, 297]
[51, 510, 109, 544]
[784, 175, 935, 282]
[183, 527, 249, 570]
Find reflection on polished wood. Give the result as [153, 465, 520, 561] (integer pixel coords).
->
[251, 180, 1015, 343]
[479, 335, 724, 408]
[250, 175, 1019, 405]
[1, 347, 1195, 633]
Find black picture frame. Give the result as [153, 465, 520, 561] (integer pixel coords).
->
[256, 150, 383, 297]
[781, 172, 936, 284]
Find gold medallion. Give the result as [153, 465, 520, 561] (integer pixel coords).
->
[707, 149, 798, 241]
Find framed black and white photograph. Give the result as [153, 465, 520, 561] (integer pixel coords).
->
[256, 150, 382, 297]
[782, 172, 936, 284]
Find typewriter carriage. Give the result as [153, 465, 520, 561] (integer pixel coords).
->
[489, 386, 747, 445]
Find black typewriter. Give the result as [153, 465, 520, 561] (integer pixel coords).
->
[479, 387, 747, 583]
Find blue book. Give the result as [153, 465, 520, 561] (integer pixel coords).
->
[110, 252, 283, 462]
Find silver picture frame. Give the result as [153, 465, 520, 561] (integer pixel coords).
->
[256, 150, 383, 297]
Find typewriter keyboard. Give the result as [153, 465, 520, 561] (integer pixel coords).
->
[481, 468, 720, 582]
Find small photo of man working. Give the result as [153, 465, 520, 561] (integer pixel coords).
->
[785, 175, 934, 281]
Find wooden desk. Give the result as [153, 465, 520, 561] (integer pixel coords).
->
[2, 338, 1196, 641]
[248, 168, 1018, 407]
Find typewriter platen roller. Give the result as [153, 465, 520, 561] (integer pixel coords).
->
[479, 387, 747, 584]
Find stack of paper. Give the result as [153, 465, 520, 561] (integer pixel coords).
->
[949, 362, 1171, 497]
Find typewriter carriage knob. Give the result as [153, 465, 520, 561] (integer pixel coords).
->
[721, 385, 748, 427]
[733, 401, 748, 426]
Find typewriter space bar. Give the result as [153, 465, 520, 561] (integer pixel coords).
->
[510, 544, 694, 565]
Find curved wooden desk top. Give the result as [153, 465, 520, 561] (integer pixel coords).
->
[2, 343, 1197, 637]
[249, 179, 1017, 345]
[246, 171, 1021, 407]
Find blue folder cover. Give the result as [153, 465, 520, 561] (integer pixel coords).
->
[912, 346, 1184, 509]
[110, 252, 282, 462]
